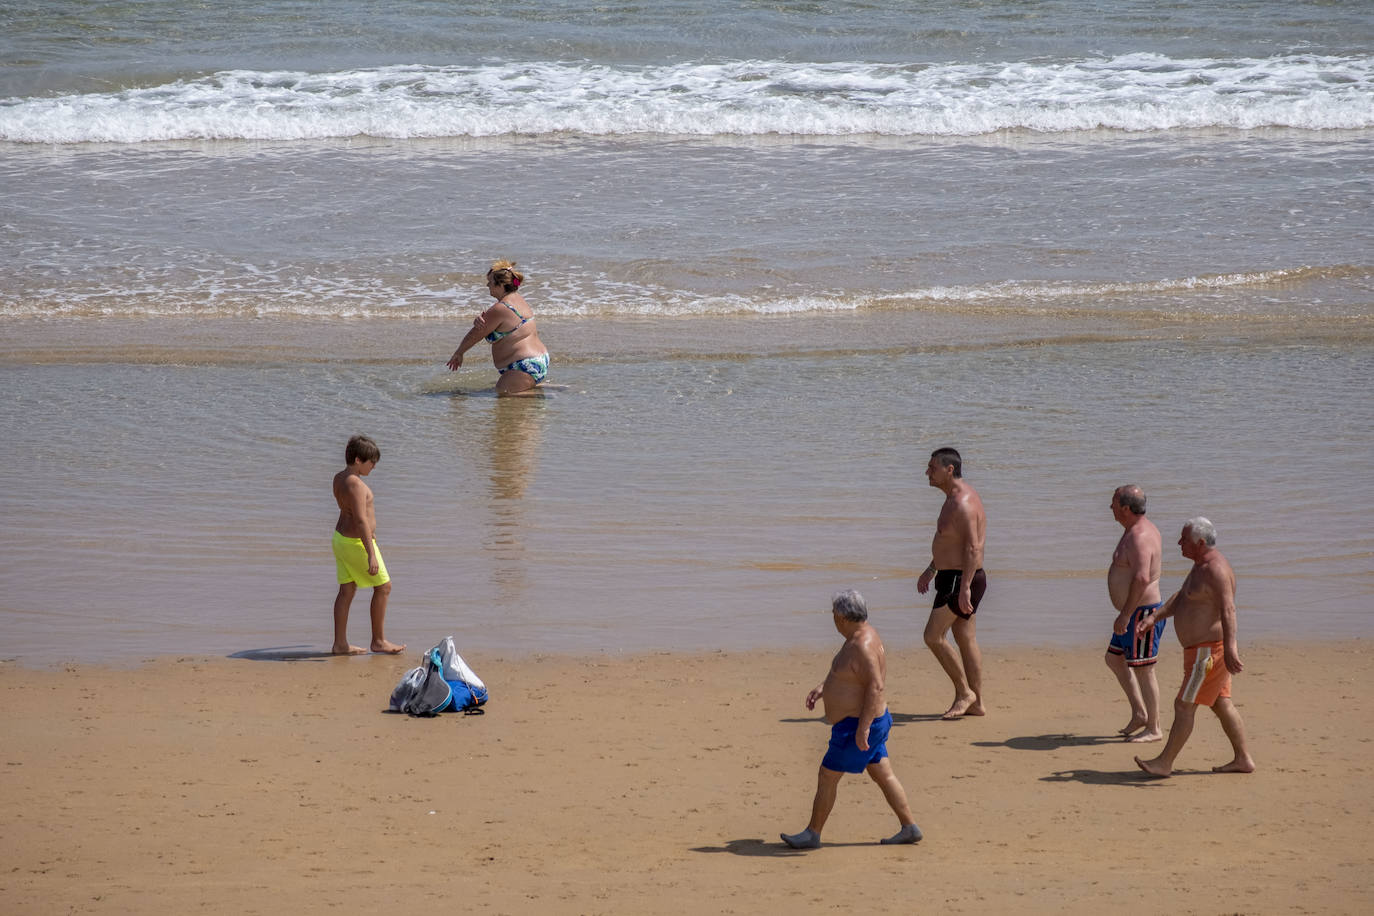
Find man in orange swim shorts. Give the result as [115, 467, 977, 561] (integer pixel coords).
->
[1132, 517, 1255, 778]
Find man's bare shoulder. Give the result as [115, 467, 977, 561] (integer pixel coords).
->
[954, 482, 985, 516]
[851, 625, 885, 661]
[1201, 551, 1236, 588]
[1124, 518, 1161, 548]
[856, 623, 884, 647]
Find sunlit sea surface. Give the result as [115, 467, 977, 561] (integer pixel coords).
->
[2, 1, 1371, 663]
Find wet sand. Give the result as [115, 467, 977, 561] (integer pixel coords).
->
[2, 640, 1370, 914]
[5, 316, 1372, 665]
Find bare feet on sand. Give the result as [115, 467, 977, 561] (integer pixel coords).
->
[332, 641, 405, 656]
[1126, 729, 1162, 744]
[941, 694, 985, 720]
[1212, 757, 1256, 774]
[1134, 755, 1171, 777]
[1118, 716, 1147, 736]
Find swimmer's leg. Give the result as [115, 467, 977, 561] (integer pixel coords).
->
[1135, 697, 1196, 777]
[332, 583, 366, 655]
[1210, 697, 1256, 773]
[1127, 664, 1163, 744]
[924, 607, 977, 718]
[368, 581, 405, 654]
[781, 765, 842, 848]
[865, 757, 918, 836]
[950, 614, 985, 716]
[1106, 650, 1147, 735]
[496, 369, 539, 396]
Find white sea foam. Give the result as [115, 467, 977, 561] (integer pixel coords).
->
[3, 266, 1359, 320]
[3, 54, 1371, 143]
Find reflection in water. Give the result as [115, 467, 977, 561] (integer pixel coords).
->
[450, 395, 545, 608]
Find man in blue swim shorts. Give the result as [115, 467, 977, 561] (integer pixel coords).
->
[780, 590, 922, 849]
[1106, 485, 1166, 743]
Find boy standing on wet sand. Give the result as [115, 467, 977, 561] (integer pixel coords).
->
[331, 434, 405, 656]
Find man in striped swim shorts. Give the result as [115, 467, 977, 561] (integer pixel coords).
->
[1105, 485, 1166, 743]
[1133, 517, 1255, 778]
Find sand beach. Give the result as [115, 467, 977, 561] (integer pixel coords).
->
[4, 3, 1372, 913]
[3, 640, 1371, 914]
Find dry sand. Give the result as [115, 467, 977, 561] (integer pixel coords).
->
[2, 640, 1371, 914]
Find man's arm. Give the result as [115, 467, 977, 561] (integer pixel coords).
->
[917, 561, 935, 594]
[1136, 590, 1178, 637]
[955, 498, 983, 616]
[1115, 536, 1154, 635]
[853, 644, 885, 751]
[1214, 565, 1243, 674]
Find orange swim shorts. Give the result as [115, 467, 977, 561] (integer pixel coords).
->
[1178, 641, 1231, 706]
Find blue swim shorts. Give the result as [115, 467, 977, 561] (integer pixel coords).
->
[821, 709, 892, 774]
[499, 352, 549, 383]
[1108, 602, 1166, 667]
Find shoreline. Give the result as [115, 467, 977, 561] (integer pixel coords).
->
[3, 310, 1372, 360]
[3, 640, 1370, 913]
[2, 631, 1361, 672]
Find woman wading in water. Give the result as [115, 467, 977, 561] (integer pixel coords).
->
[447, 260, 550, 395]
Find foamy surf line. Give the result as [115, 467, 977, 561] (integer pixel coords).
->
[4, 53, 1372, 143]
[3, 267, 1367, 321]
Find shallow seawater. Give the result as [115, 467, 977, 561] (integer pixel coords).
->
[2, 313, 1369, 664]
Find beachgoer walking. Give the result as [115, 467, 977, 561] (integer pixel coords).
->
[781, 590, 922, 849]
[916, 447, 988, 719]
[446, 259, 550, 396]
[1134, 517, 1255, 777]
[330, 434, 405, 655]
[1106, 485, 1166, 742]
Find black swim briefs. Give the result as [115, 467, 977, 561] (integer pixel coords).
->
[933, 568, 987, 620]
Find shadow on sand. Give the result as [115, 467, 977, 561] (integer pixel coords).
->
[780, 711, 953, 727]
[891, 711, 957, 725]
[229, 645, 339, 662]
[690, 838, 875, 856]
[973, 733, 1125, 751]
[1040, 767, 1169, 787]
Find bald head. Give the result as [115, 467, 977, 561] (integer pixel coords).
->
[1114, 485, 1146, 516]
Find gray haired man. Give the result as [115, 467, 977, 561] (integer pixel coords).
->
[781, 590, 922, 848]
[1134, 518, 1256, 778]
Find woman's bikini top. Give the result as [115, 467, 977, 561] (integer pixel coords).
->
[484, 301, 530, 343]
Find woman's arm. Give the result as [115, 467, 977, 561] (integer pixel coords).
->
[446, 306, 504, 369]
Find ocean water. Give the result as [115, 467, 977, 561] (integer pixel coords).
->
[1, 1, 1371, 664]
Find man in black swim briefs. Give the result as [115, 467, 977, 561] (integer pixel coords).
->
[915, 447, 989, 720]
[931, 568, 987, 621]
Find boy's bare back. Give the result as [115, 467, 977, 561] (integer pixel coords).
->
[333, 468, 375, 540]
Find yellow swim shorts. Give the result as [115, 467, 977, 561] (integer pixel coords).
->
[332, 530, 390, 587]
